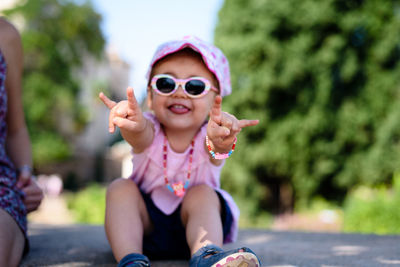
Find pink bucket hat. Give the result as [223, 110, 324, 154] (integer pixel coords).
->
[145, 36, 232, 97]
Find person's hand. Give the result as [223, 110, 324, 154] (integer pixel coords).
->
[207, 95, 259, 152]
[16, 167, 43, 213]
[21, 178, 43, 213]
[99, 87, 146, 134]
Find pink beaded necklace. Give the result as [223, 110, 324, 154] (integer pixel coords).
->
[163, 135, 195, 197]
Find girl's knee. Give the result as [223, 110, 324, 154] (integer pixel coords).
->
[186, 184, 216, 197]
[106, 178, 140, 198]
[182, 184, 219, 208]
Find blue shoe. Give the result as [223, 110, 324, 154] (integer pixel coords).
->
[118, 253, 150, 267]
[189, 244, 261, 267]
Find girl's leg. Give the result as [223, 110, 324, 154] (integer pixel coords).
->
[181, 185, 261, 267]
[104, 178, 152, 262]
[0, 208, 25, 267]
[180, 184, 223, 255]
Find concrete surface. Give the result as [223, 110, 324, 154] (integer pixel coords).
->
[21, 223, 400, 267]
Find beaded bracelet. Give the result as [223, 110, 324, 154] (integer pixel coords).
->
[206, 135, 237, 159]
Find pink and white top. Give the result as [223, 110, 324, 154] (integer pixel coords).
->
[129, 112, 239, 243]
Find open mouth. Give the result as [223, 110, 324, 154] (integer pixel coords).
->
[168, 104, 191, 114]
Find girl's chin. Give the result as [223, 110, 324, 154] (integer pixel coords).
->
[161, 120, 202, 132]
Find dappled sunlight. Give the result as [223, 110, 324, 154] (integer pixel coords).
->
[376, 257, 400, 265]
[243, 233, 274, 245]
[271, 210, 342, 232]
[331, 245, 368, 256]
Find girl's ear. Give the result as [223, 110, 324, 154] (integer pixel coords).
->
[146, 87, 153, 110]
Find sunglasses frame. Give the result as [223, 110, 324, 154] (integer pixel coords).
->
[150, 74, 219, 98]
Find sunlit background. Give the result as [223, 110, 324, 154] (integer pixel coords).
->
[1, 0, 400, 234]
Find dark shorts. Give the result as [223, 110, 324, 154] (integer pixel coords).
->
[141, 190, 233, 260]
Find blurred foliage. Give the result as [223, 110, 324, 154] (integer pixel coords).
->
[66, 183, 106, 224]
[235, 194, 273, 228]
[215, 0, 400, 212]
[296, 195, 340, 214]
[343, 173, 400, 234]
[4, 0, 105, 166]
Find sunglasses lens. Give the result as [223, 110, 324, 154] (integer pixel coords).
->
[186, 79, 206, 96]
[156, 77, 175, 93]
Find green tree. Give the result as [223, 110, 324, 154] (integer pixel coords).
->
[4, 0, 105, 165]
[215, 0, 400, 212]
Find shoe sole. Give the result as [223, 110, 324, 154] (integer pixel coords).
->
[211, 252, 260, 267]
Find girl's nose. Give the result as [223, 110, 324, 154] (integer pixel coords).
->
[172, 84, 187, 98]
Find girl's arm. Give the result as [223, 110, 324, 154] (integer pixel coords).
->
[99, 87, 154, 153]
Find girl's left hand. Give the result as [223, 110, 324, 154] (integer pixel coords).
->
[207, 95, 259, 152]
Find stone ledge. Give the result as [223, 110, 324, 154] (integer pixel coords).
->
[21, 223, 400, 267]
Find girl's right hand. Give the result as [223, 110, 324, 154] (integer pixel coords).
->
[99, 87, 146, 134]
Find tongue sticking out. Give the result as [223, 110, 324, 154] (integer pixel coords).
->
[169, 104, 190, 114]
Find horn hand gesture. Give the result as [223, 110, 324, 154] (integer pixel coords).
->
[207, 95, 259, 160]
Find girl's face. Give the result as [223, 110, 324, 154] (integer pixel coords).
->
[147, 50, 219, 134]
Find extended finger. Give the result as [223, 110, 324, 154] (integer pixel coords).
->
[209, 95, 223, 125]
[99, 92, 117, 132]
[126, 87, 140, 112]
[99, 92, 116, 109]
[238, 119, 260, 129]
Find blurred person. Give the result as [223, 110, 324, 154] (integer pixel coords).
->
[100, 36, 261, 267]
[0, 18, 43, 267]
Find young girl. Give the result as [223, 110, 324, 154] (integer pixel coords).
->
[100, 36, 261, 267]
